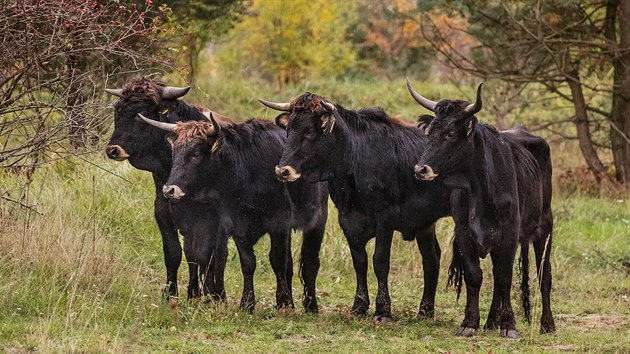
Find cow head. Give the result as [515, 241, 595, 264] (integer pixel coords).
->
[104, 77, 190, 171]
[259, 92, 339, 183]
[406, 79, 483, 181]
[136, 113, 223, 200]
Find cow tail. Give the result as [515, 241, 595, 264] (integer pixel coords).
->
[520, 242, 532, 323]
[447, 238, 464, 301]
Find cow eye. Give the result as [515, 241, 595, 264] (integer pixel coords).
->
[305, 129, 316, 138]
[192, 151, 201, 158]
[446, 131, 457, 140]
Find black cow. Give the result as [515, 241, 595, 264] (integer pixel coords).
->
[105, 78, 230, 303]
[407, 80, 555, 338]
[138, 114, 328, 312]
[259, 93, 451, 323]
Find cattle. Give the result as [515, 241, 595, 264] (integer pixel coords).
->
[104, 78, 230, 303]
[259, 93, 451, 323]
[138, 114, 329, 312]
[407, 80, 555, 338]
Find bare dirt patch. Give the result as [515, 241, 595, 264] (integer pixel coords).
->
[557, 313, 628, 332]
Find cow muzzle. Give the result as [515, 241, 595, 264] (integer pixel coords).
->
[105, 145, 130, 161]
[414, 164, 439, 181]
[162, 184, 186, 200]
[275, 165, 301, 182]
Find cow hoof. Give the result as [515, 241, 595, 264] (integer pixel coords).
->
[304, 305, 319, 314]
[540, 318, 556, 334]
[374, 315, 392, 325]
[240, 301, 255, 313]
[456, 327, 476, 337]
[500, 329, 518, 339]
[418, 307, 434, 319]
[351, 305, 369, 318]
[303, 297, 319, 314]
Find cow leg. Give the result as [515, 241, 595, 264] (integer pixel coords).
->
[182, 230, 200, 299]
[415, 224, 441, 319]
[285, 235, 294, 306]
[269, 232, 294, 310]
[484, 253, 503, 330]
[235, 239, 256, 312]
[300, 224, 325, 313]
[493, 246, 518, 339]
[373, 226, 394, 323]
[534, 232, 555, 334]
[455, 234, 482, 337]
[348, 238, 370, 317]
[212, 234, 228, 302]
[199, 246, 216, 300]
[154, 195, 182, 302]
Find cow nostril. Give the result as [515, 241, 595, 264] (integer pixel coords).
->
[166, 187, 174, 195]
[420, 166, 428, 175]
[281, 168, 290, 177]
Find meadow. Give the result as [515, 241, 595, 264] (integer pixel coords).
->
[1, 78, 629, 353]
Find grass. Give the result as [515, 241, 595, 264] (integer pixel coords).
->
[1, 154, 629, 353]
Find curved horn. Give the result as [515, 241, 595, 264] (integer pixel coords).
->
[464, 83, 483, 114]
[137, 113, 177, 132]
[406, 78, 437, 112]
[321, 101, 336, 112]
[258, 98, 291, 111]
[161, 86, 191, 100]
[104, 88, 124, 97]
[207, 112, 221, 135]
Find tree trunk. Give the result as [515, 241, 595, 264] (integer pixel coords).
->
[563, 52, 617, 188]
[610, 0, 630, 189]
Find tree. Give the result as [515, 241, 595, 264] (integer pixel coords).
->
[0, 0, 169, 187]
[420, 0, 630, 190]
[162, 0, 243, 85]
[217, 0, 357, 86]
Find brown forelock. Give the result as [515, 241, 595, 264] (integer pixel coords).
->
[121, 77, 166, 104]
[289, 92, 331, 113]
[173, 120, 217, 147]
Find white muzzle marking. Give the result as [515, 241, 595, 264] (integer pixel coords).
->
[163, 184, 186, 199]
[415, 164, 439, 181]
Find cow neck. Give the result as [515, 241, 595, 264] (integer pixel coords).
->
[326, 106, 354, 178]
[459, 126, 506, 255]
[333, 105, 421, 178]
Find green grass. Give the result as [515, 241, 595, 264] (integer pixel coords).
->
[1, 154, 629, 353]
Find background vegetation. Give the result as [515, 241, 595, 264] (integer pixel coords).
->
[1, 0, 629, 352]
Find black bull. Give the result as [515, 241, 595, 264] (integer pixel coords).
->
[409, 80, 555, 338]
[136, 113, 329, 312]
[105, 78, 226, 302]
[260, 93, 451, 323]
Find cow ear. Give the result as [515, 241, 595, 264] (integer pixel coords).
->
[210, 137, 222, 153]
[417, 115, 434, 135]
[275, 113, 289, 130]
[321, 114, 336, 133]
[466, 116, 477, 136]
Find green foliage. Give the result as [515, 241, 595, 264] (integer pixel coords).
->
[216, 0, 358, 86]
[161, 0, 243, 82]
